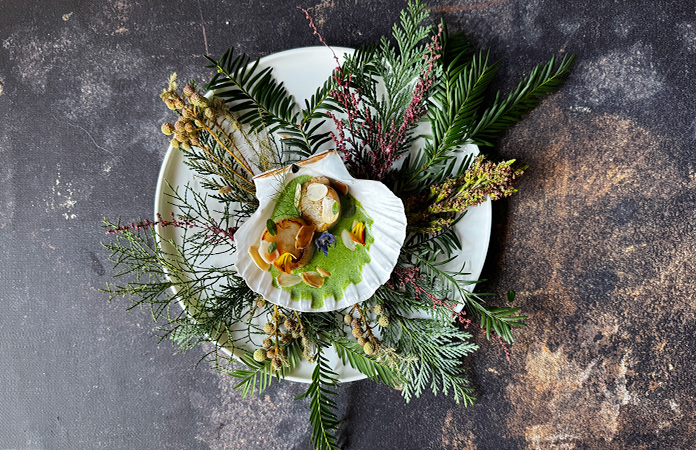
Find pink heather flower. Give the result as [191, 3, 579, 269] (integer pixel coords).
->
[105, 214, 237, 243]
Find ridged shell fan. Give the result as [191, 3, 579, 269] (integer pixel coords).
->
[234, 151, 407, 312]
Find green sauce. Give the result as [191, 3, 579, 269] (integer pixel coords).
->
[267, 176, 374, 308]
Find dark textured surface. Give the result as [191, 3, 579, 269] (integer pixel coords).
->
[1, 0, 695, 449]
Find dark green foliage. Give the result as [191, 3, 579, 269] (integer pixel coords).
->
[205, 49, 340, 159]
[333, 338, 406, 387]
[296, 348, 341, 450]
[469, 54, 576, 146]
[229, 342, 302, 398]
[396, 318, 477, 405]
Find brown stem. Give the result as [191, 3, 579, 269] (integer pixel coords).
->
[202, 122, 255, 177]
[197, 143, 255, 192]
[212, 119, 254, 175]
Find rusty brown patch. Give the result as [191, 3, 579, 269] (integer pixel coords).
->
[506, 344, 631, 448]
[430, 0, 512, 13]
[489, 97, 696, 446]
[442, 409, 478, 449]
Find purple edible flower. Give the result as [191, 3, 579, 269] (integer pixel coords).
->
[316, 231, 337, 257]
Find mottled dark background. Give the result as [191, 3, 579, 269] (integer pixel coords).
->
[1, 0, 694, 449]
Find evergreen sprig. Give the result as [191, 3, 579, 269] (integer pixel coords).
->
[332, 338, 406, 387]
[296, 348, 341, 450]
[230, 341, 302, 398]
[205, 49, 339, 158]
[404, 50, 498, 190]
[469, 53, 576, 146]
[396, 318, 477, 405]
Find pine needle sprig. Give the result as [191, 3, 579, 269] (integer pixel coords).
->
[404, 50, 499, 190]
[296, 347, 341, 450]
[206, 49, 338, 158]
[292, 74, 343, 159]
[206, 49, 296, 131]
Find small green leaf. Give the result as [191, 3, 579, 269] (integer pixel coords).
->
[332, 201, 339, 215]
[342, 200, 356, 218]
[506, 290, 515, 303]
[266, 219, 277, 236]
[268, 242, 277, 254]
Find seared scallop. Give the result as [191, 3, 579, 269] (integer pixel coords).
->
[260, 217, 314, 271]
[300, 177, 341, 232]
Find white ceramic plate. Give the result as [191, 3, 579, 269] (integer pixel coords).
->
[154, 46, 492, 383]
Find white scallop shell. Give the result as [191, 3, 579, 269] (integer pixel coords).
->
[234, 151, 407, 312]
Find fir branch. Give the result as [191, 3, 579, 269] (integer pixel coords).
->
[404, 50, 498, 189]
[469, 53, 576, 146]
[296, 347, 341, 450]
[206, 49, 336, 157]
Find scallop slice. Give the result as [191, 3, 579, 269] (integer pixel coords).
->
[306, 183, 328, 201]
[341, 229, 357, 251]
[262, 217, 313, 270]
[277, 272, 302, 287]
[301, 271, 325, 288]
[248, 245, 270, 271]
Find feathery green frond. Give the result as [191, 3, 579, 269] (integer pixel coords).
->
[469, 53, 576, 146]
[397, 318, 477, 405]
[333, 338, 406, 387]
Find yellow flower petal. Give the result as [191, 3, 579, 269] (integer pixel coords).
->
[273, 252, 297, 274]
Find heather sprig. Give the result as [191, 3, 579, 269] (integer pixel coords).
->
[405, 156, 526, 234]
[105, 212, 238, 245]
[327, 0, 442, 182]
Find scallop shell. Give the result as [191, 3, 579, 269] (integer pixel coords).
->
[233, 151, 407, 312]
